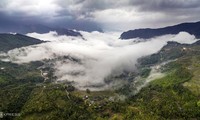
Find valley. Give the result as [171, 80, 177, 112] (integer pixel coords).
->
[1, 1, 200, 119]
[1, 36, 200, 119]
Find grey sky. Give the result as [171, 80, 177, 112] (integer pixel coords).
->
[0, 0, 200, 32]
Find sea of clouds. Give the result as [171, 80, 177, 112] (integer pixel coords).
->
[0, 31, 198, 90]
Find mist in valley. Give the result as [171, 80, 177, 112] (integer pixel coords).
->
[0, 31, 198, 90]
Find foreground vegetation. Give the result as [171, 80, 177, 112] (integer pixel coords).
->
[1, 41, 200, 119]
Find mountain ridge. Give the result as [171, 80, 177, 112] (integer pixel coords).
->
[0, 33, 44, 52]
[0, 24, 82, 37]
[120, 21, 200, 39]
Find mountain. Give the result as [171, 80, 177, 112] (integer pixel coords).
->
[120, 21, 200, 39]
[1, 24, 200, 119]
[0, 33, 44, 52]
[1, 40, 200, 119]
[138, 40, 200, 66]
[0, 24, 82, 37]
[132, 40, 200, 119]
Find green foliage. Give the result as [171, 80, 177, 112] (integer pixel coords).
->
[0, 84, 34, 120]
[151, 67, 192, 88]
[19, 86, 95, 120]
[0, 61, 44, 85]
[197, 101, 200, 107]
[129, 63, 200, 119]
[140, 68, 151, 78]
[0, 71, 14, 87]
[0, 61, 45, 119]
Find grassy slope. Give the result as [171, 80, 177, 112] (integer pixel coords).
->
[127, 61, 200, 119]
[0, 61, 44, 120]
[125, 44, 200, 119]
[18, 85, 94, 120]
[183, 56, 200, 96]
[0, 33, 43, 52]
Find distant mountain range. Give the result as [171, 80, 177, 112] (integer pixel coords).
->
[120, 21, 200, 39]
[0, 24, 82, 37]
[0, 33, 44, 52]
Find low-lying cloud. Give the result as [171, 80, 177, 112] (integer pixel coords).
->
[0, 31, 198, 90]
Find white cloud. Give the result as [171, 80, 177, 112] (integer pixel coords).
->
[27, 31, 79, 41]
[90, 8, 167, 31]
[171, 32, 196, 44]
[1, 31, 198, 90]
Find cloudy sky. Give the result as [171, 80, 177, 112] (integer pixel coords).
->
[0, 0, 200, 32]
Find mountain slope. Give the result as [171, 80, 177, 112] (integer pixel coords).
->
[0, 24, 82, 37]
[0, 33, 44, 52]
[138, 40, 200, 67]
[128, 40, 200, 119]
[0, 40, 200, 119]
[120, 21, 200, 39]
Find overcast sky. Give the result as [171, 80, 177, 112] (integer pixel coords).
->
[0, 0, 200, 32]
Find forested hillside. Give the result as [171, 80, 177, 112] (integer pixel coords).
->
[1, 40, 200, 119]
[0, 34, 43, 52]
